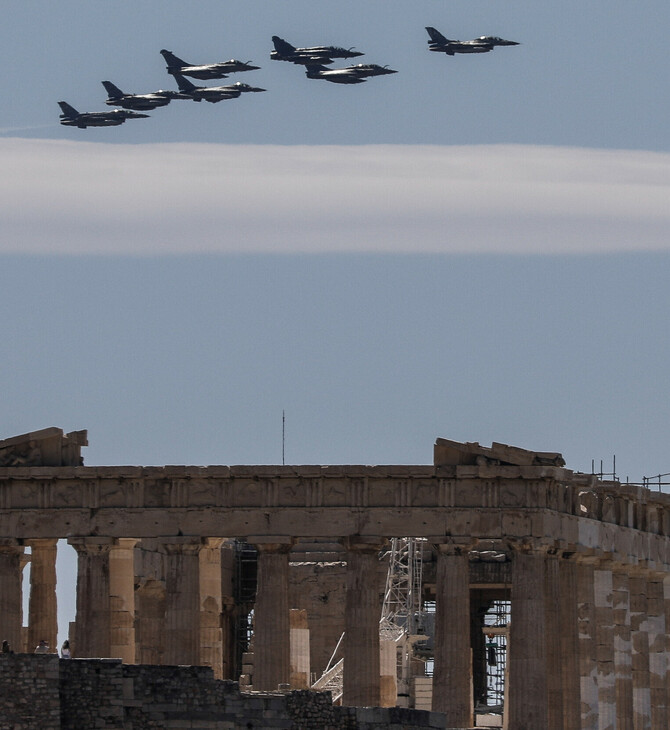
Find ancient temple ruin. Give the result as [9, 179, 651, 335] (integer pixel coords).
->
[1, 427, 669, 729]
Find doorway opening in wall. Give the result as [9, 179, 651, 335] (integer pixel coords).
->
[233, 541, 258, 680]
[473, 597, 510, 727]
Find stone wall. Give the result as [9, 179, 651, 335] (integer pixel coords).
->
[0, 654, 447, 730]
[0, 653, 61, 730]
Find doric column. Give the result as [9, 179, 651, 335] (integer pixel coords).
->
[507, 546, 547, 729]
[343, 537, 385, 707]
[647, 573, 667, 730]
[162, 538, 204, 666]
[545, 552, 564, 730]
[431, 541, 473, 727]
[69, 537, 114, 657]
[135, 577, 166, 665]
[595, 562, 616, 729]
[109, 538, 137, 663]
[576, 555, 599, 730]
[290, 608, 311, 689]
[220, 541, 236, 680]
[0, 539, 24, 652]
[612, 566, 633, 730]
[27, 538, 58, 653]
[559, 555, 581, 730]
[629, 572, 651, 730]
[252, 538, 292, 691]
[199, 538, 224, 679]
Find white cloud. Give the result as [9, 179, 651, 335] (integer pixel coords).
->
[2, 139, 670, 255]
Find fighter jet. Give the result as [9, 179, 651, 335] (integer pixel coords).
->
[271, 36, 363, 65]
[172, 74, 265, 103]
[160, 50, 260, 80]
[426, 27, 519, 56]
[305, 63, 397, 84]
[102, 81, 180, 111]
[58, 101, 149, 128]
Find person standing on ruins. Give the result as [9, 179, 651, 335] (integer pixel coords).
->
[34, 639, 49, 654]
[60, 640, 71, 659]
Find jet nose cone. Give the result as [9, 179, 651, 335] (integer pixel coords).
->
[249, 87, 266, 92]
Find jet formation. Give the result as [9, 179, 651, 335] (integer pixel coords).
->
[60, 26, 519, 128]
[59, 47, 264, 127]
[272, 36, 396, 86]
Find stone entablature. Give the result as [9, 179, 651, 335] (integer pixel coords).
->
[1, 463, 669, 569]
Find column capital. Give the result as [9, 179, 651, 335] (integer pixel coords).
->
[250, 536, 294, 554]
[0, 538, 22, 553]
[342, 536, 388, 554]
[161, 537, 206, 556]
[505, 538, 559, 556]
[430, 537, 478, 556]
[68, 536, 115, 555]
[25, 538, 58, 549]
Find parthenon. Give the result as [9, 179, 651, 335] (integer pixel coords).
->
[1, 427, 669, 729]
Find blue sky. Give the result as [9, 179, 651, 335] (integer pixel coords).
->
[3, 1, 670, 646]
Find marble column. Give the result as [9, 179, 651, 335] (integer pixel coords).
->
[109, 538, 137, 663]
[647, 574, 667, 730]
[594, 563, 616, 730]
[0, 539, 24, 652]
[629, 573, 651, 730]
[576, 556, 599, 730]
[559, 555, 581, 730]
[135, 578, 166, 665]
[432, 542, 473, 727]
[612, 567, 633, 730]
[252, 538, 292, 691]
[27, 538, 58, 653]
[163, 538, 203, 666]
[343, 538, 385, 707]
[508, 547, 547, 730]
[69, 537, 114, 658]
[199, 538, 224, 679]
[545, 553, 564, 730]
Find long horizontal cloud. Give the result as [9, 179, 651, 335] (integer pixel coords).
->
[2, 139, 669, 254]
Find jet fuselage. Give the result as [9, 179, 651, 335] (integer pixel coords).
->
[271, 36, 363, 66]
[58, 102, 149, 129]
[172, 76, 265, 103]
[161, 51, 260, 80]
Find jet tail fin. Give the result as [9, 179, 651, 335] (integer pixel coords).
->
[173, 73, 197, 93]
[102, 81, 124, 99]
[58, 101, 79, 117]
[272, 36, 297, 56]
[426, 27, 450, 44]
[161, 49, 189, 71]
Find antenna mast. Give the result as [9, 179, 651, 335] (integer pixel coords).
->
[282, 410, 285, 466]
